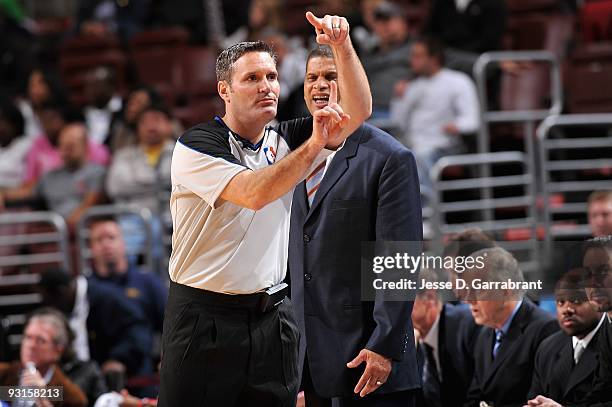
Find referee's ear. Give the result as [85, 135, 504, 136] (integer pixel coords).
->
[218, 81, 231, 104]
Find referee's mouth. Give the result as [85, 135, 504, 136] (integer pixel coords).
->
[257, 96, 277, 106]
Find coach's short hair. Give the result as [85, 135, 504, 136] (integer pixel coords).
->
[307, 45, 334, 65]
[216, 41, 277, 83]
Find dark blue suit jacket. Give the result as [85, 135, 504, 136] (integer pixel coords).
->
[288, 123, 423, 398]
[464, 299, 559, 407]
[86, 279, 152, 375]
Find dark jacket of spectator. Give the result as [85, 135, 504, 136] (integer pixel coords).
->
[425, 0, 507, 54]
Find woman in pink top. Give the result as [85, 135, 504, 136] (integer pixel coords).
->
[23, 101, 109, 184]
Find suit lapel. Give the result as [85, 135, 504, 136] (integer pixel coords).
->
[554, 337, 574, 397]
[566, 329, 602, 396]
[304, 129, 363, 224]
[295, 180, 309, 221]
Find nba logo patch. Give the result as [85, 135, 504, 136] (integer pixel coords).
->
[264, 146, 277, 165]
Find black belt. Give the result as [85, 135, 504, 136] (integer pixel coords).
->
[170, 281, 288, 313]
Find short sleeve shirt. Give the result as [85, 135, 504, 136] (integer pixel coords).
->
[169, 116, 313, 294]
[36, 164, 106, 218]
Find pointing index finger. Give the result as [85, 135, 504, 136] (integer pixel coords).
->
[329, 80, 338, 105]
[305, 11, 322, 30]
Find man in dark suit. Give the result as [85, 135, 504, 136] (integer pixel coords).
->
[462, 247, 559, 407]
[37, 268, 152, 377]
[528, 269, 605, 405]
[525, 236, 612, 407]
[288, 45, 422, 406]
[412, 268, 482, 407]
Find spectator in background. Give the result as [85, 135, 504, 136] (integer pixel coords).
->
[391, 36, 479, 186]
[108, 85, 163, 153]
[84, 66, 122, 146]
[0, 101, 33, 189]
[361, 1, 412, 118]
[24, 101, 109, 187]
[0, 1, 35, 99]
[221, 0, 282, 49]
[28, 307, 108, 407]
[527, 269, 605, 405]
[0, 121, 105, 232]
[106, 104, 174, 215]
[258, 28, 307, 109]
[412, 268, 482, 407]
[588, 191, 612, 238]
[106, 104, 174, 265]
[38, 269, 152, 378]
[75, 0, 149, 41]
[88, 215, 166, 334]
[0, 308, 88, 407]
[462, 247, 558, 407]
[16, 68, 67, 138]
[424, 0, 507, 74]
[441, 228, 497, 301]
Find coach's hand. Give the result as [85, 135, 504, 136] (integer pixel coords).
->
[347, 348, 392, 398]
[311, 81, 349, 150]
[306, 12, 349, 46]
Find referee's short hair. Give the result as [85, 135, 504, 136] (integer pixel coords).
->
[216, 41, 277, 83]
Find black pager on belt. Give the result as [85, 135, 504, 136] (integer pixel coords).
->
[260, 283, 288, 313]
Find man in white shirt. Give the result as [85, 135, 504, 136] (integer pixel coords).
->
[159, 11, 372, 407]
[391, 36, 480, 185]
[83, 67, 122, 145]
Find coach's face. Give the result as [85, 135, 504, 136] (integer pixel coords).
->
[304, 56, 339, 114]
[220, 51, 280, 125]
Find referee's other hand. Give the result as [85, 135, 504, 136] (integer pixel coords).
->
[306, 11, 349, 46]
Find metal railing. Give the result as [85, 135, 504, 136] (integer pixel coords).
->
[430, 152, 540, 273]
[537, 113, 612, 255]
[473, 51, 563, 223]
[0, 211, 71, 273]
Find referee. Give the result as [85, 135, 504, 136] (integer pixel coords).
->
[157, 12, 372, 407]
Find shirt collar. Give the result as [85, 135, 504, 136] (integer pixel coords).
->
[573, 313, 607, 349]
[215, 116, 264, 150]
[498, 299, 523, 335]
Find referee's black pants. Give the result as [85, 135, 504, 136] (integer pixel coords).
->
[158, 282, 300, 407]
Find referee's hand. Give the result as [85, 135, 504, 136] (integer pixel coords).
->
[306, 11, 349, 46]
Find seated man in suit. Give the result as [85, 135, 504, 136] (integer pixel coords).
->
[528, 269, 605, 405]
[37, 268, 152, 378]
[0, 307, 87, 407]
[526, 236, 612, 406]
[462, 247, 559, 407]
[412, 268, 482, 407]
